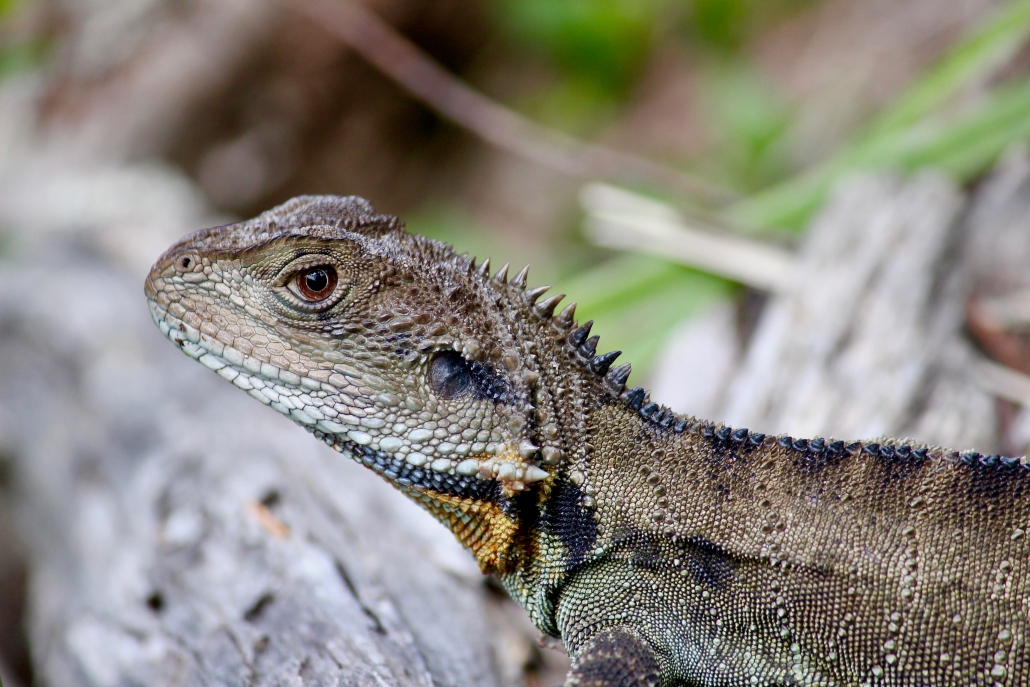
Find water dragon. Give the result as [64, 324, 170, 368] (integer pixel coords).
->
[145, 195, 1029, 687]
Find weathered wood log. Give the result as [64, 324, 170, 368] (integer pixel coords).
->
[720, 170, 996, 450]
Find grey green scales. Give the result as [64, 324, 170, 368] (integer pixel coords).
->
[145, 195, 1029, 687]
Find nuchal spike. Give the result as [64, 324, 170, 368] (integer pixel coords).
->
[569, 321, 592, 347]
[556, 302, 577, 328]
[536, 293, 565, 319]
[525, 285, 550, 304]
[511, 265, 530, 288]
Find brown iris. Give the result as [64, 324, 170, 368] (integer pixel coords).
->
[292, 266, 338, 302]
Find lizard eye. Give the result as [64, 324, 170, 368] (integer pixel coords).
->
[429, 351, 472, 399]
[290, 266, 338, 302]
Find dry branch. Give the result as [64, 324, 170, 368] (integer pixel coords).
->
[580, 183, 796, 292]
[277, 0, 732, 205]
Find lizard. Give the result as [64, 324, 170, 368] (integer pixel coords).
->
[145, 194, 1029, 687]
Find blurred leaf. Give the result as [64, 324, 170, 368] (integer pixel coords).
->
[730, 76, 1030, 230]
[686, 0, 818, 51]
[689, 0, 747, 50]
[700, 62, 792, 192]
[0, 0, 21, 17]
[518, 75, 619, 136]
[868, 0, 1030, 137]
[496, 0, 663, 94]
[0, 39, 44, 80]
[886, 78, 1030, 178]
[729, 0, 1030, 231]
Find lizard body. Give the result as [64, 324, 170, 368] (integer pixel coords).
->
[145, 195, 1029, 687]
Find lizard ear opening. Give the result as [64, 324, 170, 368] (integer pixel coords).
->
[429, 351, 473, 399]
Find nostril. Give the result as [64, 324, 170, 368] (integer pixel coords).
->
[177, 255, 197, 271]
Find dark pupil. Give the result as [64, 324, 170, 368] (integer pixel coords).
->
[429, 351, 472, 399]
[305, 270, 329, 293]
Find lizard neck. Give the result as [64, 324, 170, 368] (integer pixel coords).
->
[576, 395, 964, 583]
[402, 486, 523, 575]
[581, 395, 831, 570]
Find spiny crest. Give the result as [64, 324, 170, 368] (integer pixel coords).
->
[556, 302, 577, 327]
[700, 424, 1030, 478]
[474, 262, 630, 389]
[463, 253, 698, 431]
[525, 285, 550, 303]
[476, 258, 491, 278]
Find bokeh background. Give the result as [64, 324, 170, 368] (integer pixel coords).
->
[3, 0, 1030, 684]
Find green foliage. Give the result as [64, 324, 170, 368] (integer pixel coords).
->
[0, 39, 45, 80]
[496, 0, 664, 95]
[730, 0, 1030, 231]
[686, 0, 817, 51]
[493, 0, 671, 135]
[0, 0, 49, 82]
[699, 62, 793, 192]
[731, 78, 1030, 231]
[867, 0, 1030, 137]
[517, 76, 621, 136]
[688, 0, 748, 50]
[0, 0, 49, 81]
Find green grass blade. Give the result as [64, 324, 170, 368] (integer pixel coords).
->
[868, 0, 1030, 137]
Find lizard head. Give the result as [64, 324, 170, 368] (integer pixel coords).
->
[144, 195, 631, 573]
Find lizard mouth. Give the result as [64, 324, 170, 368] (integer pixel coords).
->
[146, 301, 548, 496]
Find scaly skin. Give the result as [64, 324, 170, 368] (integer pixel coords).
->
[146, 195, 1029, 687]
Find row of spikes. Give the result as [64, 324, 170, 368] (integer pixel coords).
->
[703, 423, 1030, 472]
[465, 255, 686, 430]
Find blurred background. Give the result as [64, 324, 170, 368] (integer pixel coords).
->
[4, 0, 1030, 685]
